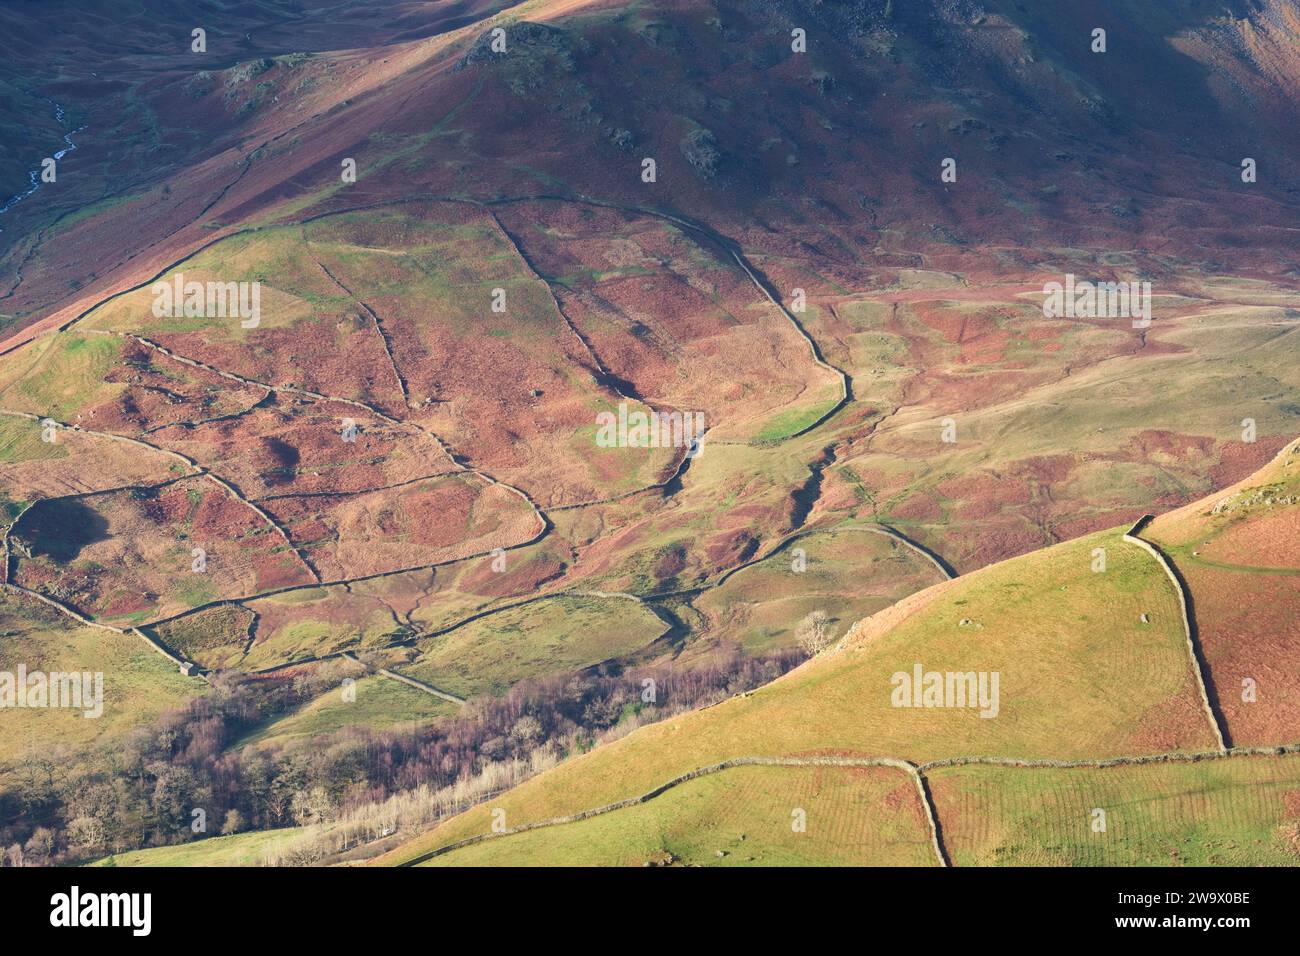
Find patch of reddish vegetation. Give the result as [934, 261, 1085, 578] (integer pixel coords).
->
[652, 545, 688, 583]
[1208, 435, 1292, 488]
[11, 476, 315, 621]
[265, 476, 537, 579]
[1145, 484, 1191, 510]
[880, 781, 909, 812]
[459, 552, 569, 599]
[1051, 509, 1147, 541]
[158, 317, 408, 420]
[810, 469, 863, 518]
[1133, 337, 1191, 358]
[1283, 791, 1300, 819]
[942, 523, 1049, 574]
[1180, 564, 1300, 746]
[1118, 429, 1215, 463]
[911, 304, 1014, 366]
[86, 343, 267, 436]
[186, 485, 261, 541]
[246, 589, 386, 649]
[1202, 507, 1300, 570]
[938, 472, 1035, 523]
[101, 590, 155, 619]
[152, 398, 454, 500]
[1024, 325, 1065, 354]
[845, 465, 892, 493]
[484, 200, 836, 446]
[714, 503, 780, 528]
[1120, 684, 1220, 754]
[1011, 455, 1075, 486]
[403, 484, 481, 548]
[889, 491, 943, 522]
[881, 778, 928, 828]
[704, 529, 758, 567]
[252, 552, 315, 593]
[896, 366, 1056, 416]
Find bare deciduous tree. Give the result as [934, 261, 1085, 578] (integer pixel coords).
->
[24, 827, 56, 864]
[795, 610, 836, 656]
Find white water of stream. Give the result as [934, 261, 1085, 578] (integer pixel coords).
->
[0, 101, 87, 228]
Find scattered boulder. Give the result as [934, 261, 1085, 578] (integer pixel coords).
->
[680, 127, 723, 179]
[606, 127, 634, 151]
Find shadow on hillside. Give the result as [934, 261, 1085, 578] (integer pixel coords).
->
[21, 498, 110, 562]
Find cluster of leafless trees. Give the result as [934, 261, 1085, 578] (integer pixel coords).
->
[1, 642, 805, 865]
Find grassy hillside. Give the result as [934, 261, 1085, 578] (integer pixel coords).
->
[368, 442, 1300, 867]
[5, 0, 1300, 867]
[929, 755, 1300, 866]
[1145, 438, 1300, 746]
[232, 674, 458, 749]
[0, 591, 203, 768]
[91, 828, 298, 867]
[420, 764, 937, 867]
[394, 594, 670, 699]
[372, 526, 1228, 865]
